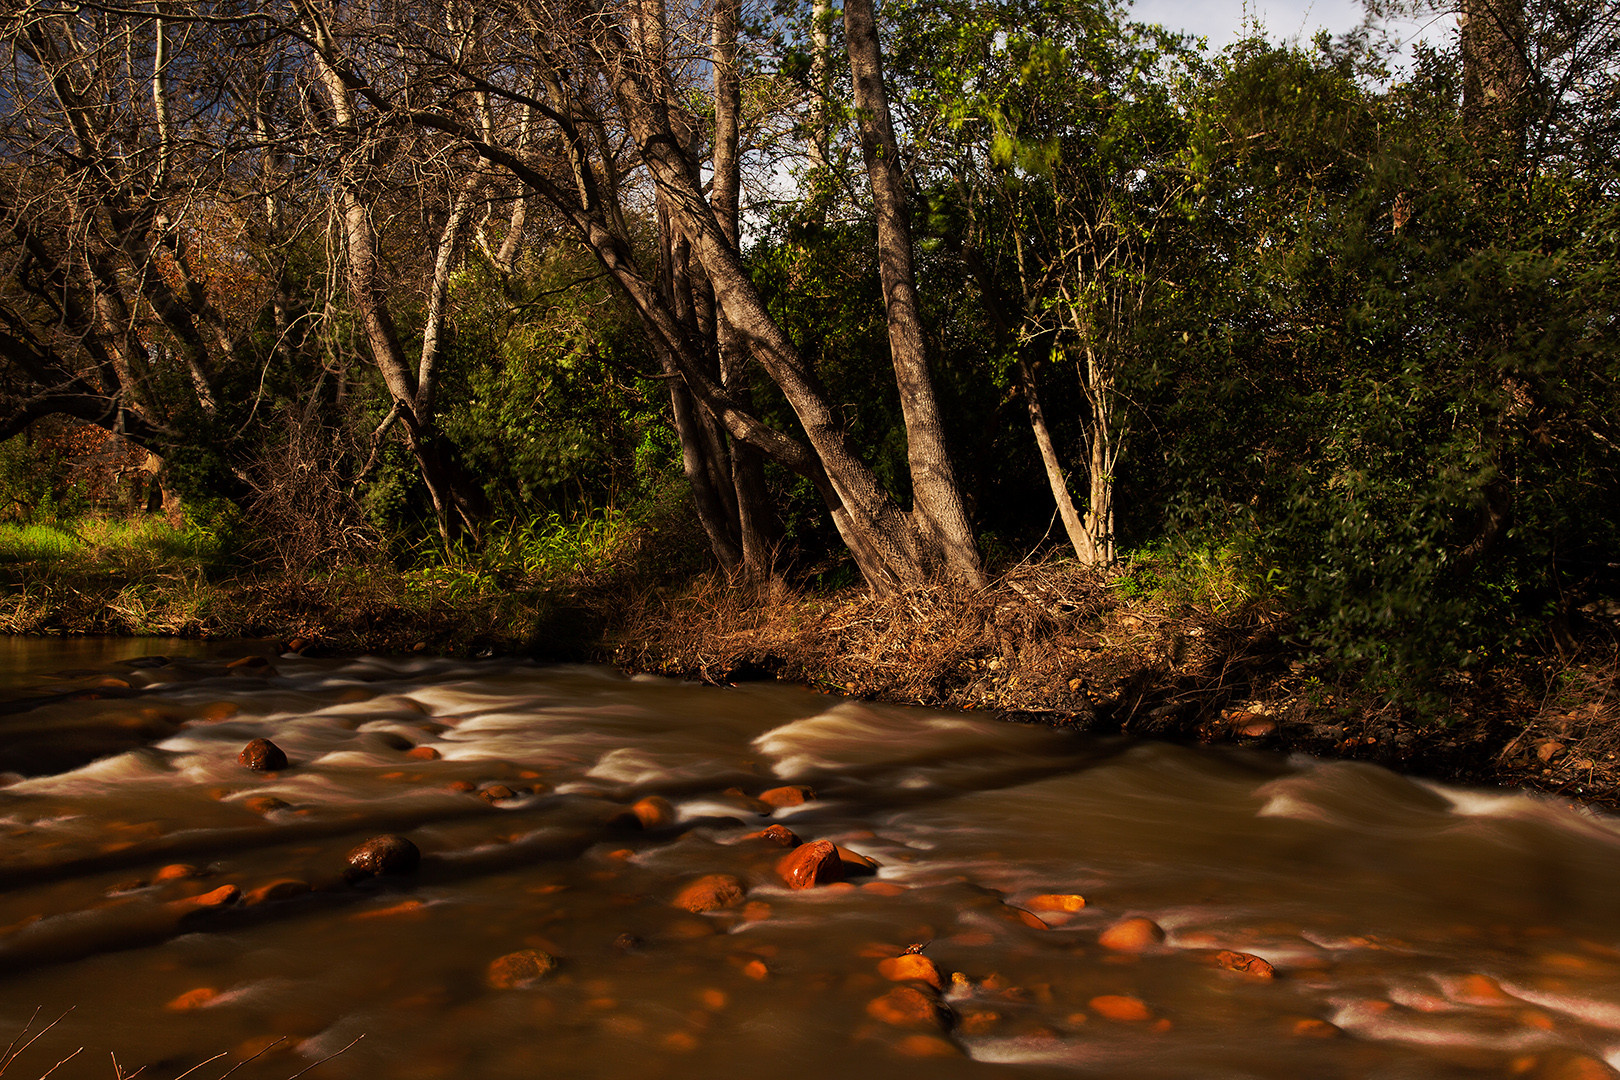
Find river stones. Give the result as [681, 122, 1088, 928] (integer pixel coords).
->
[1211, 950, 1275, 978]
[1026, 893, 1086, 913]
[486, 949, 557, 989]
[244, 879, 312, 906]
[776, 839, 843, 889]
[1099, 916, 1165, 952]
[673, 874, 746, 913]
[479, 784, 517, 804]
[345, 834, 421, 879]
[610, 796, 676, 829]
[865, 986, 953, 1030]
[878, 954, 944, 991]
[238, 738, 287, 771]
[406, 745, 441, 761]
[1090, 994, 1152, 1022]
[758, 785, 815, 809]
[154, 863, 202, 882]
[743, 824, 801, 847]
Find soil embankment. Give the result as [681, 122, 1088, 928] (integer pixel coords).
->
[4, 558, 1618, 811]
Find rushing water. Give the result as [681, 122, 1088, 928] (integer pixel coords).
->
[3, 645, 1620, 1080]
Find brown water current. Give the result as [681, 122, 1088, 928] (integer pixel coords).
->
[4, 645, 1620, 1080]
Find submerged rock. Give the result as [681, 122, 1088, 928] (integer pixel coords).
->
[865, 986, 953, 1030]
[776, 839, 843, 889]
[345, 834, 421, 880]
[743, 824, 801, 847]
[238, 739, 288, 771]
[486, 949, 557, 989]
[1211, 950, 1275, 978]
[878, 954, 944, 991]
[1099, 916, 1165, 952]
[673, 874, 746, 913]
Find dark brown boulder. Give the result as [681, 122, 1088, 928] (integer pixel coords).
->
[345, 835, 421, 880]
[776, 840, 843, 889]
[238, 738, 287, 771]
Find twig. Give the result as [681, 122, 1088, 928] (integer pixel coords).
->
[284, 1034, 364, 1079]
[35, 1048, 81, 1080]
[0, 1007, 73, 1076]
[217, 1036, 288, 1079]
[172, 1052, 229, 1080]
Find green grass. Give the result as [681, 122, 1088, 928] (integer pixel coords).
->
[0, 516, 223, 569]
[1113, 538, 1272, 615]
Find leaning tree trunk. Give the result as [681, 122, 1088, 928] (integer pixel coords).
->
[844, 0, 986, 588]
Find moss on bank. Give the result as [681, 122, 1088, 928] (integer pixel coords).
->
[3, 541, 1618, 812]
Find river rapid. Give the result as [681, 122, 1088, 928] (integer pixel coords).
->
[3, 645, 1620, 1080]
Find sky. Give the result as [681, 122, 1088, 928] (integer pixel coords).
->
[1129, 0, 1454, 63]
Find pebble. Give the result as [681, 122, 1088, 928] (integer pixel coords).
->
[406, 746, 441, 761]
[1026, 893, 1085, 913]
[878, 954, 944, 991]
[1089, 994, 1152, 1022]
[743, 824, 801, 847]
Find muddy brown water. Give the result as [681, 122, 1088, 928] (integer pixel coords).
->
[4, 645, 1620, 1080]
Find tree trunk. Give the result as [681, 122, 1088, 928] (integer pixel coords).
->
[844, 0, 986, 588]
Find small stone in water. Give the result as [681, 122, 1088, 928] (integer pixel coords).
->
[865, 986, 951, 1030]
[486, 949, 557, 989]
[776, 840, 843, 889]
[758, 785, 815, 809]
[154, 863, 201, 882]
[1026, 893, 1086, 913]
[406, 745, 441, 760]
[239, 739, 288, 771]
[673, 874, 746, 913]
[479, 784, 517, 803]
[165, 987, 219, 1011]
[878, 954, 944, 991]
[345, 834, 421, 879]
[743, 824, 801, 847]
[1099, 916, 1165, 952]
[1211, 950, 1275, 978]
[1090, 994, 1152, 1022]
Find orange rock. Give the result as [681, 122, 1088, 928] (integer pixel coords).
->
[1211, 950, 1275, 978]
[758, 785, 815, 809]
[243, 879, 311, 906]
[154, 863, 200, 882]
[447, 780, 477, 793]
[1290, 1018, 1341, 1038]
[673, 874, 746, 913]
[865, 986, 950, 1030]
[837, 846, 880, 874]
[1026, 893, 1086, 913]
[1089, 995, 1152, 1022]
[486, 949, 557, 989]
[862, 881, 906, 897]
[742, 960, 769, 980]
[480, 784, 517, 803]
[198, 702, 240, 723]
[630, 796, 675, 829]
[166, 987, 219, 1011]
[1452, 973, 1515, 1005]
[878, 954, 944, 991]
[958, 1009, 1002, 1036]
[406, 746, 441, 761]
[1240, 720, 1276, 737]
[661, 1032, 700, 1053]
[1099, 917, 1165, 952]
[777, 840, 843, 889]
[895, 1034, 959, 1057]
[742, 901, 773, 922]
[179, 885, 241, 909]
[699, 989, 728, 1010]
[743, 824, 801, 847]
[242, 796, 290, 815]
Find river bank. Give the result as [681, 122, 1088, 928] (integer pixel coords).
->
[3, 550, 1617, 812]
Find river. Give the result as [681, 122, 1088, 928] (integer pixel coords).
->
[2, 644, 1618, 1079]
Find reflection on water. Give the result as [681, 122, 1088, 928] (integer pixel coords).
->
[2, 645, 1620, 1079]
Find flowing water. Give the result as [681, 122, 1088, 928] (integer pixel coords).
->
[4, 645, 1620, 1080]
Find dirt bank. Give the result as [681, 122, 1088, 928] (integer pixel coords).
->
[5, 557, 1618, 811]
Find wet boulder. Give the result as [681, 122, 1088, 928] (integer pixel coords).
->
[878, 954, 944, 991]
[776, 839, 843, 889]
[345, 834, 421, 880]
[743, 824, 801, 848]
[1099, 916, 1165, 952]
[1211, 950, 1275, 978]
[238, 738, 288, 771]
